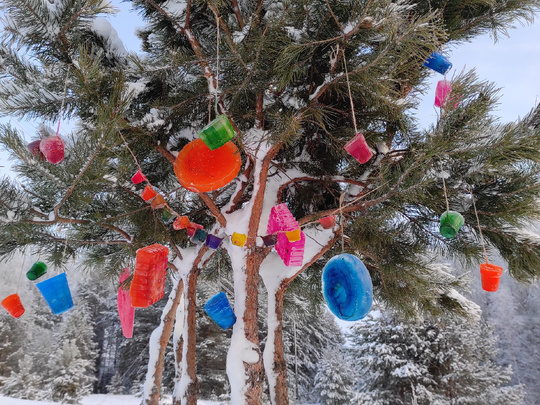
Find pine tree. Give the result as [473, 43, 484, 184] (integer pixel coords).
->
[0, 354, 48, 401]
[314, 347, 354, 405]
[350, 310, 524, 405]
[1, 1, 540, 404]
[47, 338, 95, 404]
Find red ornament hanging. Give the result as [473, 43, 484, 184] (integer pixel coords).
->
[27, 140, 45, 161]
[173, 216, 191, 230]
[117, 268, 135, 338]
[130, 244, 169, 308]
[131, 169, 146, 185]
[319, 215, 336, 229]
[150, 194, 167, 210]
[40, 136, 65, 164]
[1, 293, 25, 318]
[141, 185, 157, 201]
[174, 138, 241, 193]
[344, 133, 373, 164]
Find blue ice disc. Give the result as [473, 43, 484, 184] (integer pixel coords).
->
[322, 254, 373, 321]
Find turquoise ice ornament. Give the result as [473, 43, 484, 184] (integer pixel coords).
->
[322, 254, 373, 321]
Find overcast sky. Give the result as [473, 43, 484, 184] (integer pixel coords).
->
[1, 4, 539, 177]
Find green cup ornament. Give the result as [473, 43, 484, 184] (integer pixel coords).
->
[439, 211, 464, 239]
[198, 114, 235, 150]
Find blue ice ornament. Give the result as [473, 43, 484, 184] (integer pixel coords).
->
[423, 52, 452, 75]
[204, 292, 236, 329]
[322, 254, 373, 321]
[36, 273, 74, 315]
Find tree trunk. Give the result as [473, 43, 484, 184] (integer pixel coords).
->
[227, 249, 265, 405]
[143, 277, 184, 405]
[172, 291, 185, 405]
[176, 270, 201, 405]
[264, 284, 289, 405]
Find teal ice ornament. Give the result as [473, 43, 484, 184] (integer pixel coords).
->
[322, 254, 373, 321]
[204, 292, 236, 329]
[36, 273, 74, 315]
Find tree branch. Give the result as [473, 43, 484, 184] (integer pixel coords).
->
[199, 193, 227, 227]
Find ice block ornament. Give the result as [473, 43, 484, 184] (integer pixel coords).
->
[204, 292, 236, 329]
[130, 244, 169, 308]
[198, 114, 236, 150]
[319, 215, 336, 229]
[131, 169, 146, 184]
[231, 232, 247, 247]
[173, 216, 191, 230]
[174, 138, 241, 193]
[435, 80, 454, 108]
[1, 293, 25, 318]
[344, 133, 373, 164]
[141, 185, 157, 201]
[267, 204, 305, 266]
[117, 268, 135, 338]
[26, 261, 47, 281]
[322, 254, 373, 321]
[205, 234, 223, 249]
[40, 136, 65, 164]
[27, 140, 45, 161]
[439, 211, 464, 239]
[480, 263, 503, 292]
[423, 52, 452, 75]
[36, 273, 74, 315]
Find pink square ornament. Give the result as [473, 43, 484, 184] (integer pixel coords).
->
[344, 133, 373, 164]
[267, 204, 305, 266]
[435, 80, 460, 108]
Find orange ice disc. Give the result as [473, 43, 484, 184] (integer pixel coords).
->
[174, 139, 241, 193]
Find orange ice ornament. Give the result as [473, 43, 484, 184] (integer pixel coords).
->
[130, 244, 169, 308]
[174, 139, 241, 193]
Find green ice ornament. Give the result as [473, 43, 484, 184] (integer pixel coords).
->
[198, 114, 235, 150]
[439, 211, 464, 239]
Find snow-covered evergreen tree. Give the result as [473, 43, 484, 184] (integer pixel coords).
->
[0, 354, 47, 401]
[350, 310, 525, 405]
[47, 338, 95, 404]
[314, 347, 354, 405]
[2, 1, 540, 404]
[0, 313, 25, 383]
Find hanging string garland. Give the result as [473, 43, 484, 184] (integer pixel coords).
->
[439, 172, 465, 239]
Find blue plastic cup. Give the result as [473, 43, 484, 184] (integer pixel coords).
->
[36, 273, 74, 315]
[423, 52, 452, 75]
[204, 292, 236, 329]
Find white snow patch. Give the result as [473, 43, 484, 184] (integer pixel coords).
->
[90, 18, 127, 57]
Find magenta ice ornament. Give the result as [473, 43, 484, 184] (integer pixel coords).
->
[267, 204, 305, 266]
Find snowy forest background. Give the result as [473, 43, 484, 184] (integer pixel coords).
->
[1, 250, 540, 404]
[1, 0, 540, 404]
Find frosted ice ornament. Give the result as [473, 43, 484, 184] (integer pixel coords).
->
[173, 216, 191, 230]
[141, 185, 157, 201]
[131, 169, 146, 184]
[480, 263, 503, 292]
[192, 228, 208, 244]
[27, 140, 45, 161]
[151, 194, 167, 210]
[344, 133, 373, 164]
[40, 136, 65, 164]
[117, 269, 135, 338]
[322, 253, 373, 321]
[186, 223, 203, 237]
[198, 114, 236, 150]
[174, 138, 241, 193]
[130, 244, 169, 308]
[423, 52, 452, 75]
[1, 293, 25, 318]
[204, 292, 236, 329]
[267, 204, 305, 266]
[205, 234, 223, 249]
[231, 232, 247, 247]
[36, 273, 74, 315]
[319, 215, 336, 229]
[439, 211, 464, 239]
[26, 261, 47, 281]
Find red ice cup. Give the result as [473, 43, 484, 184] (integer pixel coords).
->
[480, 263, 503, 292]
[1, 293, 25, 318]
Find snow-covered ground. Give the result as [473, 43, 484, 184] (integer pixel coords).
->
[0, 395, 222, 405]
